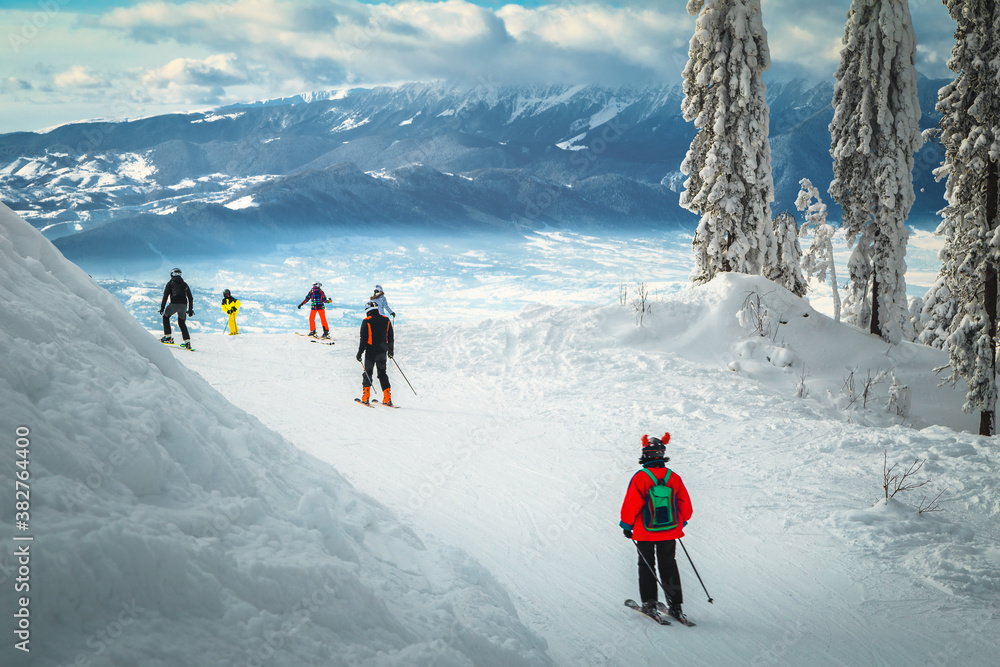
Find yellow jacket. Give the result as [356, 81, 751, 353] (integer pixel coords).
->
[221, 298, 241, 315]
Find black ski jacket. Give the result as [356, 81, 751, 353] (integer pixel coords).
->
[358, 312, 394, 357]
[161, 277, 193, 309]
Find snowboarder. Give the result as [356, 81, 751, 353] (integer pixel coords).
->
[370, 284, 395, 319]
[159, 268, 194, 349]
[298, 281, 332, 339]
[620, 433, 693, 624]
[356, 300, 394, 405]
[221, 289, 240, 335]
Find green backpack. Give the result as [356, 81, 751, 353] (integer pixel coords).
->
[642, 469, 679, 532]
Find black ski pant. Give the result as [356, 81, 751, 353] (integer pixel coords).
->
[362, 351, 390, 391]
[163, 303, 190, 341]
[636, 539, 682, 606]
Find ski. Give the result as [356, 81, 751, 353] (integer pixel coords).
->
[295, 332, 335, 345]
[371, 399, 399, 409]
[624, 599, 671, 625]
[354, 398, 375, 408]
[162, 341, 195, 351]
[669, 611, 696, 627]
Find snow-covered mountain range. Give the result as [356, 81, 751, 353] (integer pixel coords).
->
[0, 79, 947, 269]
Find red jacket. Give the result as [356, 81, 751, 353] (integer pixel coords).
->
[619, 465, 692, 541]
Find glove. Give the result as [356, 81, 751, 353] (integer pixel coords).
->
[388, 352, 394, 359]
[298, 304, 303, 309]
[391, 313, 395, 319]
[326, 298, 332, 303]
[187, 309, 194, 317]
[623, 529, 633, 539]
[683, 521, 688, 528]
[356, 353, 363, 362]
[158, 308, 164, 315]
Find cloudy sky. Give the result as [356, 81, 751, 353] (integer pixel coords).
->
[0, 0, 956, 133]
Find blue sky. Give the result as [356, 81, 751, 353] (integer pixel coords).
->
[0, 0, 956, 133]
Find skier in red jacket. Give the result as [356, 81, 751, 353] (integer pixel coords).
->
[620, 433, 693, 623]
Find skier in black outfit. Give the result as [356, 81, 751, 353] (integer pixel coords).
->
[159, 268, 194, 349]
[356, 300, 394, 405]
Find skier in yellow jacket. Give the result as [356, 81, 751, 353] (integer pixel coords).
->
[220, 289, 240, 335]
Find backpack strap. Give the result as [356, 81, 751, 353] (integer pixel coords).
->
[642, 468, 664, 486]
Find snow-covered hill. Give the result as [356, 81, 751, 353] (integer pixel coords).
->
[0, 79, 949, 270]
[0, 204, 552, 666]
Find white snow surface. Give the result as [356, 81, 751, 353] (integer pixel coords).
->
[2, 203, 999, 665]
[0, 204, 551, 666]
[171, 282, 996, 663]
[224, 195, 259, 211]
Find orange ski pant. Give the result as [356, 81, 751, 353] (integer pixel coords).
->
[309, 309, 329, 331]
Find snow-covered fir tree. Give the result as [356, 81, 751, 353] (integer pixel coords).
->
[795, 178, 842, 322]
[916, 273, 959, 348]
[828, 0, 923, 344]
[765, 211, 808, 296]
[925, 0, 1000, 434]
[680, 0, 777, 284]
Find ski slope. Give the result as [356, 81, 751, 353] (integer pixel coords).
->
[173, 277, 999, 666]
[0, 204, 551, 667]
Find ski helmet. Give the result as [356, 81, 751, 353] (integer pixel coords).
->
[223, 289, 231, 297]
[313, 281, 322, 288]
[170, 268, 182, 278]
[365, 301, 379, 313]
[374, 284, 384, 295]
[639, 433, 670, 464]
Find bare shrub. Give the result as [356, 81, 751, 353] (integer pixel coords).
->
[882, 450, 930, 501]
[632, 282, 652, 326]
[918, 488, 947, 514]
[843, 367, 890, 408]
[739, 290, 777, 338]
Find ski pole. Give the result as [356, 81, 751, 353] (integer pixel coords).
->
[632, 540, 670, 602]
[357, 359, 374, 387]
[678, 538, 714, 603]
[390, 356, 416, 395]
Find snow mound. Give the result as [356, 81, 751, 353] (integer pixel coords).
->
[617, 273, 977, 433]
[0, 201, 551, 666]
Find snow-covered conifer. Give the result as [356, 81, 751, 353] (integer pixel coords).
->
[828, 0, 923, 343]
[681, 0, 777, 284]
[916, 275, 957, 348]
[928, 0, 1000, 434]
[796, 178, 842, 322]
[764, 211, 808, 296]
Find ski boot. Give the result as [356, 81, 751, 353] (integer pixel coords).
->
[360, 386, 371, 405]
[320, 329, 331, 340]
[307, 330, 317, 338]
[668, 603, 691, 625]
[640, 601, 664, 619]
[160, 335, 174, 344]
[382, 388, 392, 407]
[179, 341, 193, 350]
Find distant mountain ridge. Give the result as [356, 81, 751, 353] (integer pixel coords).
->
[0, 79, 948, 268]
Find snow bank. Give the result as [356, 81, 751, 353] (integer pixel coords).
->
[613, 273, 978, 433]
[0, 201, 552, 666]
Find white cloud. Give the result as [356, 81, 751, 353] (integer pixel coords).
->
[145, 54, 249, 88]
[93, 0, 955, 89]
[54, 66, 105, 89]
